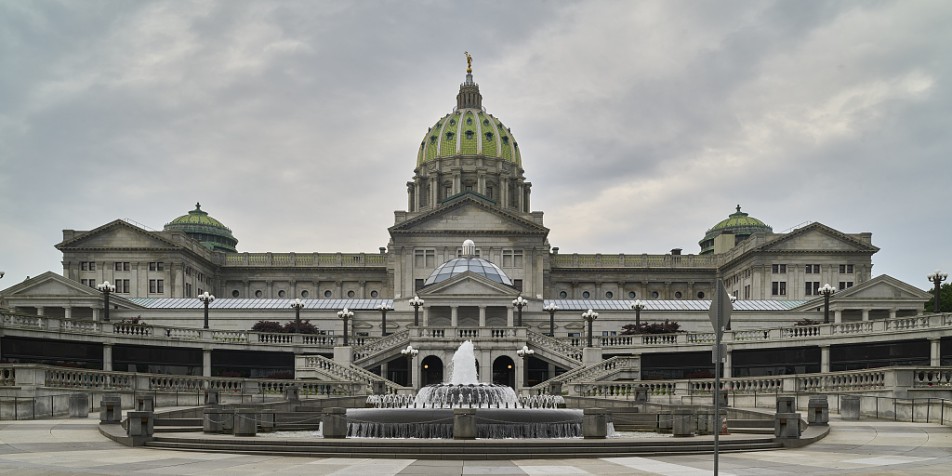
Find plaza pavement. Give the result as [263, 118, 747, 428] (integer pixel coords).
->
[0, 415, 950, 475]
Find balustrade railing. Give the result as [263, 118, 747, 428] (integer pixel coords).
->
[526, 330, 582, 363]
[297, 355, 400, 393]
[354, 329, 410, 362]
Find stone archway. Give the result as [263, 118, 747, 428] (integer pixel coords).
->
[492, 355, 515, 389]
[421, 355, 444, 386]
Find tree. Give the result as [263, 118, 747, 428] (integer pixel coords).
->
[620, 320, 682, 335]
[925, 282, 952, 313]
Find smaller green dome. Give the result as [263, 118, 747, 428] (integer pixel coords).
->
[699, 205, 772, 254]
[165, 203, 238, 253]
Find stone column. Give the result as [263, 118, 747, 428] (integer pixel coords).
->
[422, 307, 429, 327]
[92, 308, 100, 322]
[36, 306, 45, 316]
[203, 349, 212, 378]
[862, 309, 870, 321]
[820, 345, 830, 373]
[723, 349, 732, 379]
[103, 344, 113, 372]
[834, 310, 842, 324]
[64, 307, 72, 320]
[515, 353, 525, 391]
[478, 306, 486, 327]
[507, 307, 514, 327]
[930, 338, 942, 367]
[889, 308, 897, 319]
[451, 306, 458, 328]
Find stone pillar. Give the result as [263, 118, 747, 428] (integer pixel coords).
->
[68, 393, 89, 418]
[64, 307, 72, 319]
[723, 349, 732, 379]
[135, 395, 154, 412]
[840, 395, 860, 420]
[322, 407, 348, 438]
[126, 411, 155, 439]
[478, 306, 486, 327]
[506, 307, 514, 327]
[100, 393, 122, 423]
[889, 308, 897, 319]
[233, 408, 257, 436]
[422, 307, 429, 327]
[808, 396, 829, 425]
[695, 409, 715, 435]
[203, 406, 223, 433]
[205, 389, 219, 405]
[930, 338, 942, 367]
[92, 308, 100, 322]
[334, 346, 353, 365]
[834, 310, 842, 324]
[453, 408, 476, 439]
[582, 347, 603, 366]
[820, 345, 830, 373]
[861, 309, 870, 321]
[451, 306, 458, 328]
[203, 349, 212, 378]
[776, 396, 796, 414]
[672, 408, 695, 437]
[515, 354, 525, 391]
[656, 410, 673, 434]
[583, 408, 608, 439]
[774, 413, 801, 439]
[103, 344, 113, 372]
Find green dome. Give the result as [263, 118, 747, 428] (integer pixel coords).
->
[699, 205, 772, 254]
[416, 70, 521, 168]
[164, 203, 238, 253]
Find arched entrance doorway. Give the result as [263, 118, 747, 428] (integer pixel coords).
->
[492, 355, 515, 389]
[421, 355, 444, 386]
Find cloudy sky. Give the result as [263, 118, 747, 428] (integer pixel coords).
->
[1, 0, 949, 291]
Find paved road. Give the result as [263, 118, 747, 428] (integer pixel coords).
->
[0, 416, 950, 475]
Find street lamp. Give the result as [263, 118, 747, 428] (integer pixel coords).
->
[818, 284, 835, 324]
[512, 295, 528, 327]
[96, 281, 116, 322]
[543, 303, 558, 336]
[290, 298, 305, 332]
[630, 299, 645, 329]
[401, 345, 419, 388]
[581, 309, 598, 348]
[928, 270, 948, 313]
[516, 345, 534, 359]
[198, 291, 215, 329]
[376, 302, 393, 336]
[337, 307, 354, 346]
[409, 295, 424, 327]
[517, 345, 535, 388]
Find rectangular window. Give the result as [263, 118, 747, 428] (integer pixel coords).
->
[81, 262, 88, 271]
[513, 279, 523, 291]
[185, 283, 193, 297]
[414, 279, 425, 292]
[771, 264, 786, 274]
[148, 262, 164, 272]
[772, 281, 787, 296]
[414, 249, 436, 268]
[197, 288, 204, 296]
[744, 285, 751, 299]
[114, 262, 130, 272]
[114, 279, 130, 293]
[502, 249, 524, 268]
[805, 281, 820, 296]
[839, 264, 854, 273]
[149, 279, 165, 294]
[601, 331, 617, 337]
[838, 281, 854, 290]
[81, 279, 96, 288]
[805, 264, 820, 274]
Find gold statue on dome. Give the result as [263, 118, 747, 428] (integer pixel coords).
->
[465, 51, 472, 73]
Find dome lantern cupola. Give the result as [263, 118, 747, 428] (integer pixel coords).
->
[423, 240, 513, 287]
[164, 202, 239, 253]
[698, 205, 772, 255]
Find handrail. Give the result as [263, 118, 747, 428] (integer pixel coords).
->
[525, 330, 582, 364]
[354, 330, 410, 363]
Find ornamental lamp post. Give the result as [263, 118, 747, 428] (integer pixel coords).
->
[409, 295, 424, 327]
[581, 309, 598, 348]
[290, 298, 305, 332]
[401, 345, 419, 388]
[337, 307, 354, 346]
[516, 345, 534, 359]
[630, 299, 645, 329]
[928, 270, 948, 313]
[198, 291, 215, 329]
[376, 302, 393, 336]
[96, 281, 116, 322]
[512, 295, 528, 327]
[543, 303, 558, 336]
[517, 345, 535, 388]
[818, 284, 835, 324]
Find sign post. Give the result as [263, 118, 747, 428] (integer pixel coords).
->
[708, 279, 733, 475]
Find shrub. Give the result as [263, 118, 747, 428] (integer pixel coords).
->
[251, 320, 284, 333]
[794, 318, 821, 326]
[283, 320, 318, 334]
[620, 320, 682, 335]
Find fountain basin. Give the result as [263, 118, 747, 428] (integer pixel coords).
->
[346, 408, 583, 439]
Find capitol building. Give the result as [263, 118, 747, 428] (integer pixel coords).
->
[0, 62, 945, 393]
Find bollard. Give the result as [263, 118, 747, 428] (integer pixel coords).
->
[656, 410, 673, 434]
[126, 411, 154, 437]
[233, 408, 258, 437]
[634, 386, 648, 403]
[100, 394, 122, 424]
[672, 408, 695, 437]
[775, 412, 801, 439]
[583, 408, 609, 439]
[205, 389, 220, 405]
[776, 396, 796, 414]
[322, 407, 348, 438]
[68, 393, 89, 418]
[135, 395, 154, 412]
[840, 395, 860, 420]
[453, 408, 477, 439]
[203, 406, 223, 433]
[695, 410, 715, 435]
[220, 405, 236, 433]
[258, 411, 276, 433]
[808, 395, 829, 425]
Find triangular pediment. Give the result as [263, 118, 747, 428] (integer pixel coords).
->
[793, 274, 930, 310]
[391, 197, 548, 236]
[2, 272, 99, 298]
[57, 220, 179, 251]
[760, 223, 878, 253]
[420, 272, 521, 297]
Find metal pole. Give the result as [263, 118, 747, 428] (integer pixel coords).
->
[549, 310, 555, 337]
[343, 317, 349, 346]
[935, 279, 942, 313]
[714, 326, 721, 475]
[413, 305, 419, 326]
[635, 307, 641, 328]
[103, 290, 110, 322]
[203, 301, 209, 329]
[824, 292, 830, 324]
[381, 309, 387, 336]
[587, 318, 593, 348]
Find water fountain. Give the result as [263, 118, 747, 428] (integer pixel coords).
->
[351, 341, 582, 438]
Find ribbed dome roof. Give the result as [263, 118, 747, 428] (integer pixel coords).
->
[423, 240, 513, 287]
[164, 203, 238, 253]
[699, 205, 772, 254]
[416, 61, 521, 168]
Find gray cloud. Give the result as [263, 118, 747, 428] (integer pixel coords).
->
[1, 0, 949, 290]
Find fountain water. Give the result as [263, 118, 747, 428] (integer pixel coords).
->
[351, 341, 581, 438]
